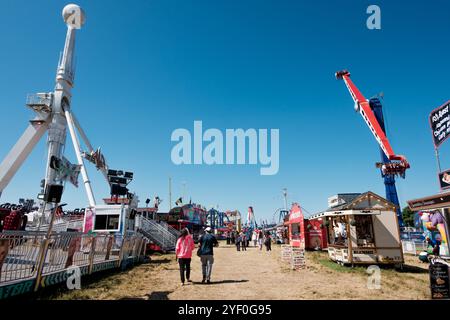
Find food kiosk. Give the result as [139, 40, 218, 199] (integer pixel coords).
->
[309, 192, 404, 266]
[284, 203, 305, 247]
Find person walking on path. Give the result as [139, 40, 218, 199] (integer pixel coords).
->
[241, 232, 247, 251]
[235, 232, 242, 251]
[258, 229, 264, 250]
[264, 232, 272, 251]
[198, 227, 218, 284]
[252, 231, 257, 247]
[175, 228, 195, 286]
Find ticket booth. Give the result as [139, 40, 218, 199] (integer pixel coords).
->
[284, 203, 305, 247]
[310, 192, 404, 266]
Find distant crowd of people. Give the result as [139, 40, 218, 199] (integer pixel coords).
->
[225, 229, 272, 252]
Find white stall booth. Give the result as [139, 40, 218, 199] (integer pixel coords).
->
[310, 192, 404, 266]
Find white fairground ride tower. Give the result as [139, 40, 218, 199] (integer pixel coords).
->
[0, 4, 112, 224]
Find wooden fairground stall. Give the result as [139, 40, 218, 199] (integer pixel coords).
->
[310, 192, 404, 266]
[283, 203, 328, 250]
[284, 203, 305, 247]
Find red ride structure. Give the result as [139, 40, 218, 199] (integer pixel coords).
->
[335, 70, 410, 178]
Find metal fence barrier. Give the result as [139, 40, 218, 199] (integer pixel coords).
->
[27, 217, 84, 233]
[0, 231, 45, 284]
[0, 230, 148, 297]
[401, 240, 427, 255]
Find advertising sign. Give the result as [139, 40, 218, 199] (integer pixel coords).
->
[289, 204, 303, 222]
[430, 100, 450, 148]
[429, 262, 450, 299]
[83, 207, 94, 233]
[438, 169, 450, 191]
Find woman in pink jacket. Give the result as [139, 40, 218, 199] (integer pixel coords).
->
[175, 228, 195, 285]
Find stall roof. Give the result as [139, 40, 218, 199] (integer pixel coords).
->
[309, 209, 381, 219]
[328, 193, 361, 208]
[407, 191, 450, 211]
[308, 191, 396, 219]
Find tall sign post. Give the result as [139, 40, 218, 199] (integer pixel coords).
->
[429, 100, 450, 189]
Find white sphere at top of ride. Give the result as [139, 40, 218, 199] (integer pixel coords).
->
[62, 4, 86, 29]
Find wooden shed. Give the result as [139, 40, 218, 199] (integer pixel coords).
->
[309, 192, 404, 266]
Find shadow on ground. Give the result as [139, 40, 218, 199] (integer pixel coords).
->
[191, 280, 249, 285]
[148, 258, 172, 264]
[146, 291, 173, 300]
[395, 264, 428, 274]
[119, 291, 174, 300]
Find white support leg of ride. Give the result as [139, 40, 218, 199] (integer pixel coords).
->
[0, 117, 50, 196]
[65, 109, 96, 207]
[44, 5, 86, 189]
[44, 26, 76, 188]
[72, 114, 110, 184]
[72, 113, 94, 151]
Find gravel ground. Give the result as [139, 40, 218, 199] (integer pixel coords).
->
[44, 241, 431, 300]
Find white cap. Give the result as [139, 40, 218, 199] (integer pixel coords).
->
[205, 227, 212, 233]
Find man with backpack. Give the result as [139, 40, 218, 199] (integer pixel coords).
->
[197, 227, 218, 284]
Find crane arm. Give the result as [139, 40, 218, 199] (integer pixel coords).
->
[335, 70, 410, 177]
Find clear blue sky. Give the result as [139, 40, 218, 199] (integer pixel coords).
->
[1, 0, 450, 223]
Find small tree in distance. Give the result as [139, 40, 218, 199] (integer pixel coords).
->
[402, 206, 415, 228]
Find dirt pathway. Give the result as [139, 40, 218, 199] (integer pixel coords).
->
[46, 241, 431, 300]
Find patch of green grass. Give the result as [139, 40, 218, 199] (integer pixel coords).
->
[317, 258, 367, 274]
[306, 250, 328, 263]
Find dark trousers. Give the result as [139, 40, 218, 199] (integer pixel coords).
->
[265, 241, 272, 251]
[242, 240, 247, 251]
[236, 242, 241, 251]
[178, 258, 191, 283]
